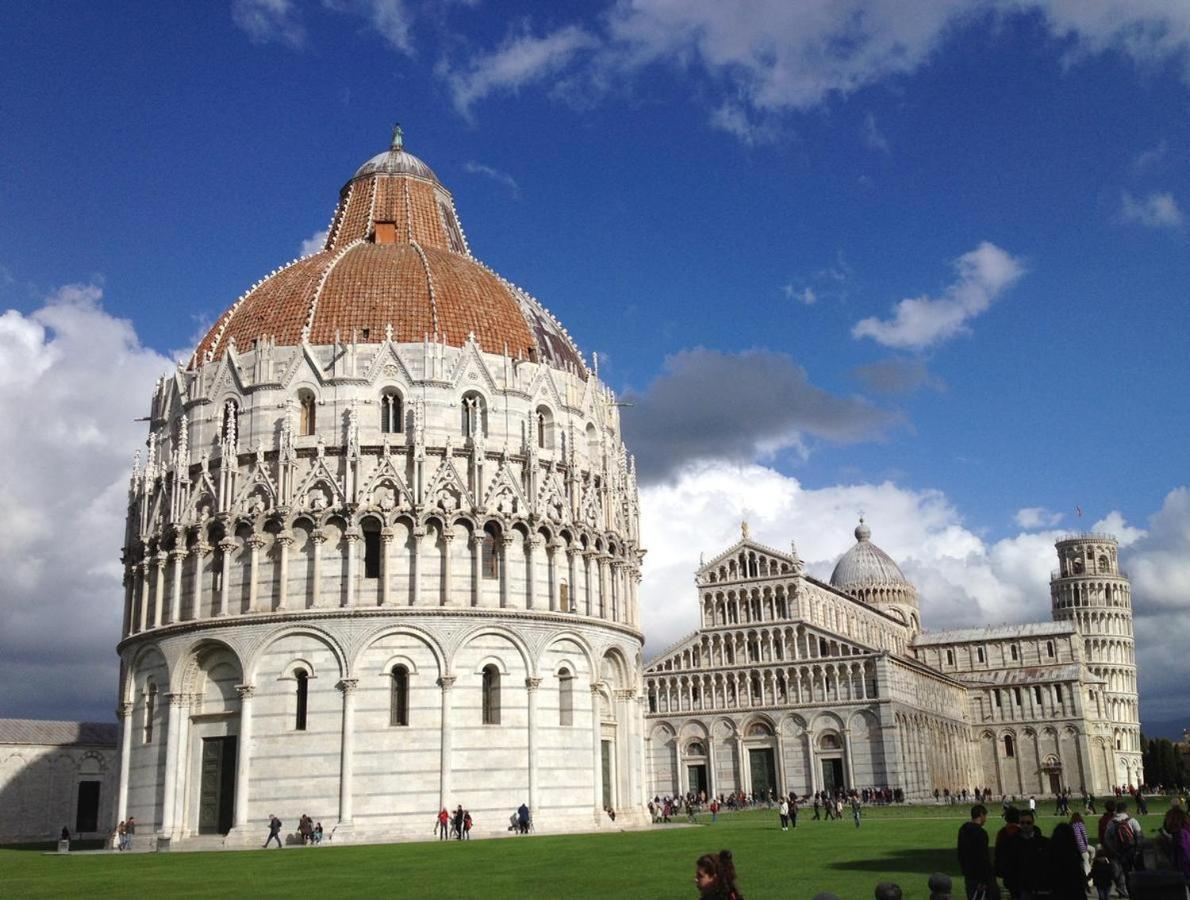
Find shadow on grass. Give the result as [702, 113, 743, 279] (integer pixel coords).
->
[0, 840, 107, 852]
[826, 846, 955, 874]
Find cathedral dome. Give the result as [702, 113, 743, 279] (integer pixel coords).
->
[191, 126, 586, 375]
[829, 518, 910, 589]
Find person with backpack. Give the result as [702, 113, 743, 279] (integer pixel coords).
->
[1104, 800, 1142, 894]
[263, 813, 283, 849]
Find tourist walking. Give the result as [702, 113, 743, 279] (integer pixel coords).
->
[694, 849, 743, 900]
[314, 822, 323, 844]
[453, 805, 465, 840]
[263, 814, 283, 849]
[1155, 805, 1190, 879]
[1104, 800, 1143, 888]
[437, 807, 449, 839]
[1000, 810, 1050, 900]
[1090, 848, 1114, 900]
[789, 795, 798, 829]
[778, 799, 789, 831]
[1069, 812, 1090, 876]
[1047, 822, 1087, 900]
[852, 797, 862, 829]
[993, 807, 1020, 889]
[463, 811, 473, 839]
[957, 804, 1000, 900]
[116, 820, 128, 851]
[125, 816, 135, 851]
[516, 802, 530, 835]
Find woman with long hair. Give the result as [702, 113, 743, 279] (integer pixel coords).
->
[1049, 822, 1089, 900]
[695, 850, 743, 900]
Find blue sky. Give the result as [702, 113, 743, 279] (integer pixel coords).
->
[1, 2, 1188, 733]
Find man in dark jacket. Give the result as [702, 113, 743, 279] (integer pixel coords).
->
[1001, 811, 1051, 900]
[957, 804, 1000, 899]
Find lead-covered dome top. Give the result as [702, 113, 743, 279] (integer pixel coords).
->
[191, 125, 586, 376]
[829, 518, 911, 589]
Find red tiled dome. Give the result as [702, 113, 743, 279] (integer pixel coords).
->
[192, 129, 586, 375]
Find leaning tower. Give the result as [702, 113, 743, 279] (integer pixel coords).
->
[1050, 534, 1143, 789]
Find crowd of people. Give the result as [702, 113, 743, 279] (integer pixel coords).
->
[957, 797, 1190, 899]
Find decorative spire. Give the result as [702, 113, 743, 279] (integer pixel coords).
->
[855, 515, 871, 542]
[391, 122, 404, 151]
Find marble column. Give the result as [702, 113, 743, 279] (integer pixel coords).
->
[169, 548, 186, 625]
[526, 677, 541, 818]
[137, 563, 150, 631]
[344, 529, 360, 608]
[500, 536, 514, 608]
[233, 684, 255, 830]
[161, 693, 185, 835]
[470, 533, 484, 607]
[191, 542, 208, 620]
[411, 528, 423, 607]
[438, 676, 456, 808]
[247, 535, 265, 612]
[842, 728, 856, 789]
[567, 549, 578, 613]
[152, 554, 167, 628]
[311, 529, 326, 608]
[276, 533, 293, 611]
[380, 529, 394, 607]
[707, 736, 717, 798]
[442, 531, 454, 606]
[337, 679, 358, 826]
[525, 537, 540, 610]
[736, 736, 751, 795]
[217, 538, 236, 616]
[807, 731, 819, 794]
[115, 702, 134, 825]
[591, 682, 605, 819]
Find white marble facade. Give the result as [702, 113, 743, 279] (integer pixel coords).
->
[645, 527, 1142, 802]
[116, 330, 647, 845]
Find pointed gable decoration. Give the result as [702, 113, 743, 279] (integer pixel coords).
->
[423, 447, 474, 515]
[483, 456, 529, 517]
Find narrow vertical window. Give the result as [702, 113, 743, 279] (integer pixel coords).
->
[977, 647, 986, 664]
[294, 668, 309, 731]
[558, 668, 573, 726]
[1004, 735, 1015, 758]
[363, 527, 381, 579]
[390, 665, 409, 726]
[482, 532, 499, 580]
[946, 649, 955, 666]
[1046, 641, 1055, 659]
[299, 391, 316, 436]
[482, 665, 501, 724]
[144, 682, 157, 744]
[380, 390, 403, 433]
[560, 581, 571, 612]
[1010, 644, 1019, 661]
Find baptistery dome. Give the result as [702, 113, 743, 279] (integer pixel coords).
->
[116, 127, 646, 848]
[192, 126, 585, 375]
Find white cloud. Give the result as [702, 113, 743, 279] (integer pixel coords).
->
[232, 0, 305, 48]
[864, 111, 890, 152]
[639, 461, 1190, 726]
[1015, 506, 1064, 529]
[300, 229, 328, 256]
[708, 103, 779, 145]
[1132, 139, 1169, 172]
[782, 284, 817, 305]
[0, 285, 173, 720]
[1120, 190, 1183, 228]
[852, 241, 1025, 350]
[1091, 510, 1147, 548]
[462, 161, 520, 196]
[356, 0, 414, 54]
[440, 25, 598, 118]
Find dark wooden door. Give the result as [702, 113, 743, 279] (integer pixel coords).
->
[75, 781, 100, 833]
[198, 737, 237, 835]
[749, 748, 777, 796]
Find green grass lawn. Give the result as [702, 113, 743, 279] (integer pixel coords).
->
[1, 803, 1174, 899]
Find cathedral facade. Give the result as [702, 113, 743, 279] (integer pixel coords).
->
[644, 524, 1142, 802]
[114, 130, 647, 846]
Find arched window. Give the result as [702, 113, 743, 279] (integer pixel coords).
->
[390, 665, 409, 726]
[461, 391, 486, 438]
[380, 389, 403, 434]
[535, 405, 553, 450]
[143, 681, 157, 744]
[586, 423, 599, 460]
[558, 667, 573, 726]
[482, 529, 499, 580]
[298, 391, 316, 436]
[1098, 556, 1110, 573]
[1004, 735, 1015, 758]
[362, 519, 381, 579]
[481, 665, 501, 725]
[220, 400, 238, 444]
[294, 668, 309, 731]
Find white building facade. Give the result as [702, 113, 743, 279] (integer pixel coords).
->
[645, 524, 1142, 801]
[113, 129, 648, 846]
